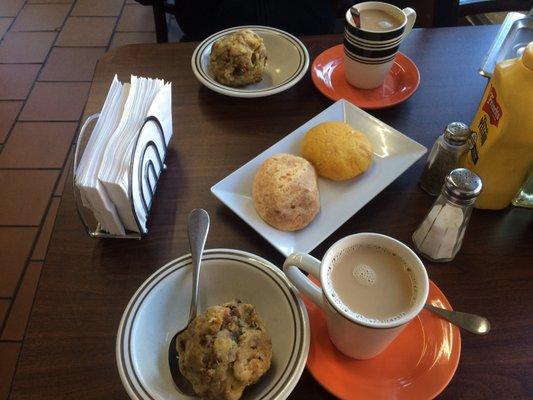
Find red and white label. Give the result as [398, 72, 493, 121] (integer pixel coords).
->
[482, 86, 502, 127]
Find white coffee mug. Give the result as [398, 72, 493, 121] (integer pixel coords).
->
[344, 2, 416, 89]
[283, 233, 428, 359]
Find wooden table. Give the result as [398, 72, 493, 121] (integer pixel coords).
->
[10, 25, 533, 400]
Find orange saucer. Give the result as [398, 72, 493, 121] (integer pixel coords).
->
[305, 280, 461, 400]
[311, 44, 420, 109]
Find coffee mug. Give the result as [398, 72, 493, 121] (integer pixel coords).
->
[283, 233, 428, 359]
[344, 2, 416, 89]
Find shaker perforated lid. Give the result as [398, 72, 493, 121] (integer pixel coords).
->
[444, 122, 471, 144]
[444, 168, 483, 203]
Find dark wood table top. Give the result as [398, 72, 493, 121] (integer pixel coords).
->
[10, 25, 533, 400]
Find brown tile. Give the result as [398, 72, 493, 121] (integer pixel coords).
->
[0, 65, 41, 100]
[72, 0, 123, 17]
[56, 17, 115, 47]
[116, 4, 155, 32]
[0, 299, 10, 327]
[110, 31, 156, 48]
[28, 0, 74, 3]
[19, 82, 91, 121]
[0, 18, 13, 38]
[0, 31, 56, 63]
[0, 122, 77, 168]
[54, 146, 73, 196]
[0, 342, 21, 400]
[0, 228, 38, 298]
[39, 47, 105, 82]
[0, 101, 23, 143]
[0, 0, 25, 17]
[0, 170, 58, 226]
[1, 261, 43, 341]
[11, 4, 70, 32]
[31, 197, 60, 260]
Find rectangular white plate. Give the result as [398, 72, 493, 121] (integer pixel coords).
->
[211, 99, 427, 256]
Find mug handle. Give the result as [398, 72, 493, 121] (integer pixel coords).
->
[283, 253, 324, 309]
[402, 7, 416, 39]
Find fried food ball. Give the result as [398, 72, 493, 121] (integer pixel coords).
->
[302, 121, 374, 181]
[177, 300, 272, 400]
[210, 29, 267, 87]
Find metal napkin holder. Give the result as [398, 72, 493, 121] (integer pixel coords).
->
[73, 113, 167, 239]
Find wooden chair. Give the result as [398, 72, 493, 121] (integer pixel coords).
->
[133, 0, 342, 42]
[133, 0, 174, 43]
[136, 0, 533, 42]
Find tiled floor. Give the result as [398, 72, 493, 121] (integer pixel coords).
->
[0, 1, 179, 397]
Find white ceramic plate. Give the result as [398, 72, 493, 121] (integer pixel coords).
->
[116, 249, 310, 400]
[191, 25, 309, 98]
[211, 99, 427, 256]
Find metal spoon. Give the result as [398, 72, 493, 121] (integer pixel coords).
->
[350, 5, 361, 28]
[168, 208, 210, 395]
[425, 304, 491, 335]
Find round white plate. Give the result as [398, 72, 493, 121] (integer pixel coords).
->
[116, 249, 310, 400]
[191, 26, 309, 98]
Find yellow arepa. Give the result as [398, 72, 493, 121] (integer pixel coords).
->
[302, 121, 374, 181]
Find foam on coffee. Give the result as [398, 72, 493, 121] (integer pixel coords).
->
[352, 264, 376, 287]
[326, 244, 418, 324]
[359, 9, 402, 32]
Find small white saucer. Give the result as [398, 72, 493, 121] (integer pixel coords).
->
[191, 25, 309, 98]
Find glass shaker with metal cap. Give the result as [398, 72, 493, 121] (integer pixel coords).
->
[413, 168, 483, 262]
[420, 122, 472, 195]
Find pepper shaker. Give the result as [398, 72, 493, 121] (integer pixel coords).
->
[419, 122, 471, 196]
[413, 168, 482, 262]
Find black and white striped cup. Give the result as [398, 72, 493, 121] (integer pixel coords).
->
[344, 2, 416, 89]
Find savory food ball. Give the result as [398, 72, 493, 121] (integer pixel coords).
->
[253, 153, 320, 231]
[177, 300, 272, 400]
[302, 121, 374, 181]
[209, 29, 267, 87]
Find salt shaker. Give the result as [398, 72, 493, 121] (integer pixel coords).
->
[419, 122, 471, 196]
[413, 168, 482, 262]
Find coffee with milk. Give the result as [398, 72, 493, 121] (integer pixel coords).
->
[359, 9, 402, 31]
[328, 244, 417, 324]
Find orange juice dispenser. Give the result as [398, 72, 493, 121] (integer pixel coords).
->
[462, 42, 533, 210]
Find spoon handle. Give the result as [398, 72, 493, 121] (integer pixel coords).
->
[425, 304, 491, 335]
[187, 209, 210, 324]
[350, 5, 361, 28]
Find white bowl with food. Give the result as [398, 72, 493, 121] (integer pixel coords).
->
[116, 249, 310, 400]
[191, 26, 309, 98]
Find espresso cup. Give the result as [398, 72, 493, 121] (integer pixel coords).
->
[344, 2, 416, 89]
[283, 233, 428, 359]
